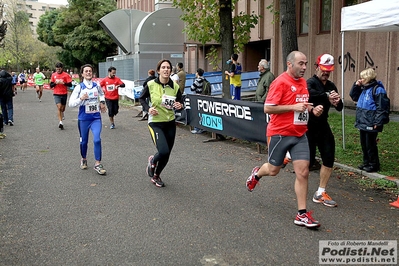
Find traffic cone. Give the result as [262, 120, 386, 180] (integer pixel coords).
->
[389, 196, 399, 208]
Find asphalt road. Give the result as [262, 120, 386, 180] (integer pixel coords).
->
[0, 88, 398, 265]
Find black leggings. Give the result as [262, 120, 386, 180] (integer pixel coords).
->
[307, 122, 335, 168]
[148, 120, 176, 176]
[359, 130, 379, 167]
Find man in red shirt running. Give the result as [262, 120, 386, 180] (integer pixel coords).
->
[245, 51, 324, 228]
[50, 62, 73, 130]
[100, 66, 125, 129]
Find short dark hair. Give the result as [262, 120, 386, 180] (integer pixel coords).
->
[79, 64, 93, 82]
[177, 62, 183, 69]
[108, 66, 116, 72]
[197, 68, 204, 76]
[156, 59, 172, 72]
[55, 62, 63, 68]
[80, 64, 93, 74]
[231, 54, 238, 61]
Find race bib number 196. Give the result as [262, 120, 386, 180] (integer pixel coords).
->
[85, 103, 99, 113]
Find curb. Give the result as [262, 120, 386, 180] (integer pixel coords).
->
[333, 161, 399, 188]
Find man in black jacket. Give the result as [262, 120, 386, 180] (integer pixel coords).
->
[0, 70, 16, 126]
[307, 54, 343, 208]
[138, 69, 156, 121]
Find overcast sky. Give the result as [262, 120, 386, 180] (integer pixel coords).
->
[39, 0, 68, 6]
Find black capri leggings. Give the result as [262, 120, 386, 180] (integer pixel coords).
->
[148, 120, 176, 176]
[307, 122, 335, 168]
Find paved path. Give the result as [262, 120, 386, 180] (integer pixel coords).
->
[0, 88, 398, 265]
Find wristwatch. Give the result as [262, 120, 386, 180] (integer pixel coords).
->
[326, 91, 330, 98]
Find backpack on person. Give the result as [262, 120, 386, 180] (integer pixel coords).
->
[202, 78, 211, 95]
[372, 84, 390, 124]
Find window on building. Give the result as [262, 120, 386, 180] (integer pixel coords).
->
[300, 0, 309, 34]
[345, 0, 358, 6]
[320, 0, 331, 32]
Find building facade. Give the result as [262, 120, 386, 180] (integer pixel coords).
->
[16, 0, 64, 36]
[115, 0, 398, 110]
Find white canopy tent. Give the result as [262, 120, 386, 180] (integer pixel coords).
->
[340, 0, 399, 148]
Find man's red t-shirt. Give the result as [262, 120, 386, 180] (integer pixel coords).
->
[100, 76, 124, 100]
[51, 71, 72, 95]
[265, 72, 309, 137]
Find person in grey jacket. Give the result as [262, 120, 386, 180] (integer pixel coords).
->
[349, 68, 390, 173]
[254, 59, 275, 103]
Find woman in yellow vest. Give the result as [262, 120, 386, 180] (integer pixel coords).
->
[139, 59, 184, 188]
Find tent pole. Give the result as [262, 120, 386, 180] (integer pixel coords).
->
[341, 31, 346, 150]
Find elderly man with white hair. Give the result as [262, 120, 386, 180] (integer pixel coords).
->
[254, 59, 275, 103]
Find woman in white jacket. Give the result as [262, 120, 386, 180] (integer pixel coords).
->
[69, 64, 107, 175]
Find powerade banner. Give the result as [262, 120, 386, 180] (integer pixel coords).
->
[186, 95, 268, 144]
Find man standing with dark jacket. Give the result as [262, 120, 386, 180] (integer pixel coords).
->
[176, 62, 186, 94]
[0, 70, 16, 126]
[255, 59, 275, 102]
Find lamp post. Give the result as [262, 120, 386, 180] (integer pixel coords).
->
[29, 62, 32, 74]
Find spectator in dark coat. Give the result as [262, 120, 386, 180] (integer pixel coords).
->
[255, 59, 275, 103]
[139, 69, 156, 121]
[0, 70, 16, 126]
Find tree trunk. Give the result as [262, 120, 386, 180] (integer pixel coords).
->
[219, 0, 234, 99]
[280, 0, 298, 71]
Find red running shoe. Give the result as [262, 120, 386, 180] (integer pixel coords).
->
[294, 211, 320, 228]
[246, 166, 260, 192]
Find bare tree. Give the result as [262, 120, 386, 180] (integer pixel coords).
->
[0, 0, 61, 71]
[3, 1, 33, 71]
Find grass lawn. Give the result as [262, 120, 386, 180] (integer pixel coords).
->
[328, 111, 399, 178]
